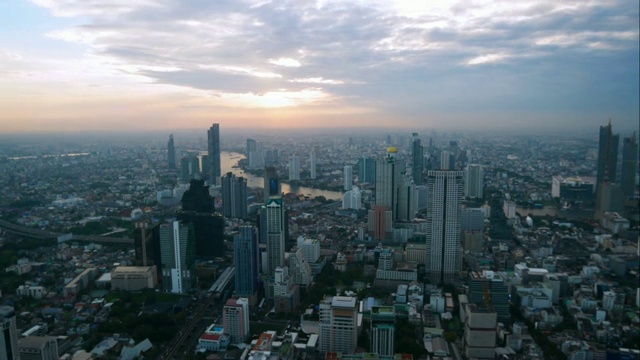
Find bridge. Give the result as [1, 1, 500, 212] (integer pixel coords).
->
[0, 219, 133, 245]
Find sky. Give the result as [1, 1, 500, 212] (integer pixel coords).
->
[0, 0, 638, 133]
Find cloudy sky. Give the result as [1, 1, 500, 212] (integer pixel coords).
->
[1, 0, 638, 133]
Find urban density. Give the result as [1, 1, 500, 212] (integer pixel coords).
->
[0, 123, 638, 360]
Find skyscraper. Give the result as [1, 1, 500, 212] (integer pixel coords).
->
[440, 150, 453, 170]
[426, 170, 464, 284]
[207, 123, 221, 185]
[621, 132, 637, 199]
[289, 155, 300, 180]
[167, 134, 176, 170]
[1, 306, 18, 360]
[412, 132, 424, 185]
[18, 336, 59, 360]
[178, 179, 224, 257]
[319, 296, 358, 354]
[342, 187, 362, 210]
[375, 147, 405, 212]
[395, 173, 416, 222]
[223, 298, 250, 344]
[310, 152, 317, 179]
[597, 121, 620, 189]
[264, 166, 280, 200]
[265, 196, 286, 277]
[221, 172, 248, 219]
[343, 165, 353, 191]
[180, 156, 200, 181]
[246, 138, 257, 163]
[159, 220, 196, 294]
[288, 246, 312, 287]
[465, 164, 485, 199]
[234, 225, 258, 299]
[358, 157, 376, 184]
[370, 306, 395, 356]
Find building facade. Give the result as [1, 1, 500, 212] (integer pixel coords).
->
[412, 132, 424, 185]
[167, 134, 176, 170]
[319, 296, 358, 354]
[234, 225, 259, 298]
[208, 123, 221, 185]
[1, 306, 18, 360]
[18, 336, 58, 360]
[289, 155, 300, 180]
[464, 164, 484, 199]
[160, 221, 196, 294]
[223, 298, 250, 344]
[370, 306, 395, 356]
[265, 196, 286, 277]
[221, 172, 248, 219]
[621, 132, 637, 198]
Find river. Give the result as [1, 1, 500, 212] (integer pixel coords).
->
[219, 152, 343, 201]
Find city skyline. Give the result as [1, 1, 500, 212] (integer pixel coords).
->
[0, 1, 638, 133]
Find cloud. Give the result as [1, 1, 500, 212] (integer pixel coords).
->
[269, 58, 301, 67]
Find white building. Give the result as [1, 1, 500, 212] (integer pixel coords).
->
[342, 187, 362, 210]
[310, 152, 317, 179]
[288, 155, 300, 180]
[16, 285, 45, 300]
[319, 296, 358, 354]
[343, 165, 353, 191]
[223, 298, 249, 344]
[288, 247, 312, 287]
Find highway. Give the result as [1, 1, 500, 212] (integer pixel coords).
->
[0, 219, 133, 244]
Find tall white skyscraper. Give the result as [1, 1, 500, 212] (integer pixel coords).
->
[1, 306, 18, 360]
[289, 155, 300, 180]
[159, 221, 196, 294]
[265, 196, 286, 277]
[343, 165, 353, 191]
[465, 164, 485, 199]
[342, 187, 362, 210]
[319, 296, 358, 354]
[426, 170, 464, 284]
[310, 152, 317, 179]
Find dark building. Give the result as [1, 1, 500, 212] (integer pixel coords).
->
[412, 133, 424, 185]
[234, 225, 259, 299]
[221, 172, 248, 219]
[133, 222, 162, 271]
[263, 166, 280, 200]
[597, 121, 620, 189]
[180, 156, 200, 181]
[358, 157, 376, 185]
[177, 179, 224, 258]
[167, 134, 176, 170]
[621, 132, 637, 199]
[207, 123, 221, 185]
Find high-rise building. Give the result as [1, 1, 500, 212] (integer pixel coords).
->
[468, 271, 509, 323]
[289, 155, 300, 180]
[133, 222, 162, 280]
[288, 246, 312, 287]
[1, 306, 18, 360]
[221, 172, 248, 219]
[426, 170, 464, 284]
[412, 133, 424, 185]
[180, 156, 200, 181]
[375, 147, 405, 220]
[597, 121, 620, 189]
[207, 123, 221, 185]
[264, 166, 280, 200]
[368, 206, 393, 241]
[160, 221, 196, 294]
[342, 187, 362, 210]
[370, 306, 395, 356]
[463, 304, 497, 359]
[223, 298, 250, 344]
[440, 151, 453, 170]
[358, 157, 376, 184]
[18, 336, 58, 360]
[178, 179, 224, 257]
[319, 296, 358, 354]
[246, 138, 257, 163]
[234, 226, 259, 299]
[167, 134, 176, 170]
[621, 132, 637, 198]
[310, 152, 317, 179]
[465, 164, 484, 199]
[343, 165, 353, 191]
[395, 173, 416, 222]
[265, 196, 286, 277]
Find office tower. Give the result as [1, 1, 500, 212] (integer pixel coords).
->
[221, 172, 248, 219]
[464, 304, 497, 359]
[597, 121, 620, 189]
[621, 132, 637, 198]
[167, 134, 176, 170]
[134, 222, 162, 273]
[207, 123, 221, 185]
[461, 208, 485, 231]
[415, 185, 428, 210]
[234, 225, 259, 298]
[412, 133, 424, 185]
[159, 220, 196, 294]
[375, 147, 405, 212]
[200, 154, 210, 179]
[223, 298, 250, 344]
[18, 336, 59, 360]
[367, 206, 393, 241]
[299, 238, 320, 263]
[266, 196, 286, 276]
[264, 166, 280, 200]
[289, 246, 312, 287]
[288, 155, 300, 180]
[386, 134, 392, 144]
[469, 271, 509, 323]
[343, 165, 353, 191]
[440, 151, 453, 170]
[319, 296, 358, 354]
[178, 179, 224, 257]
[370, 306, 395, 356]
[180, 156, 200, 181]
[310, 152, 317, 179]
[342, 187, 362, 210]
[246, 138, 257, 163]
[426, 170, 464, 284]
[1, 306, 18, 360]
[465, 164, 484, 199]
[378, 249, 394, 270]
[358, 157, 376, 184]
[396, 173, 416, 222]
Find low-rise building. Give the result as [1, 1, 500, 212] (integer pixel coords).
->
[111, 266, 157, 291]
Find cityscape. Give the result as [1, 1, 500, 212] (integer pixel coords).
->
[0, 123, 638, 360]
[1, 1, 639, 360]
